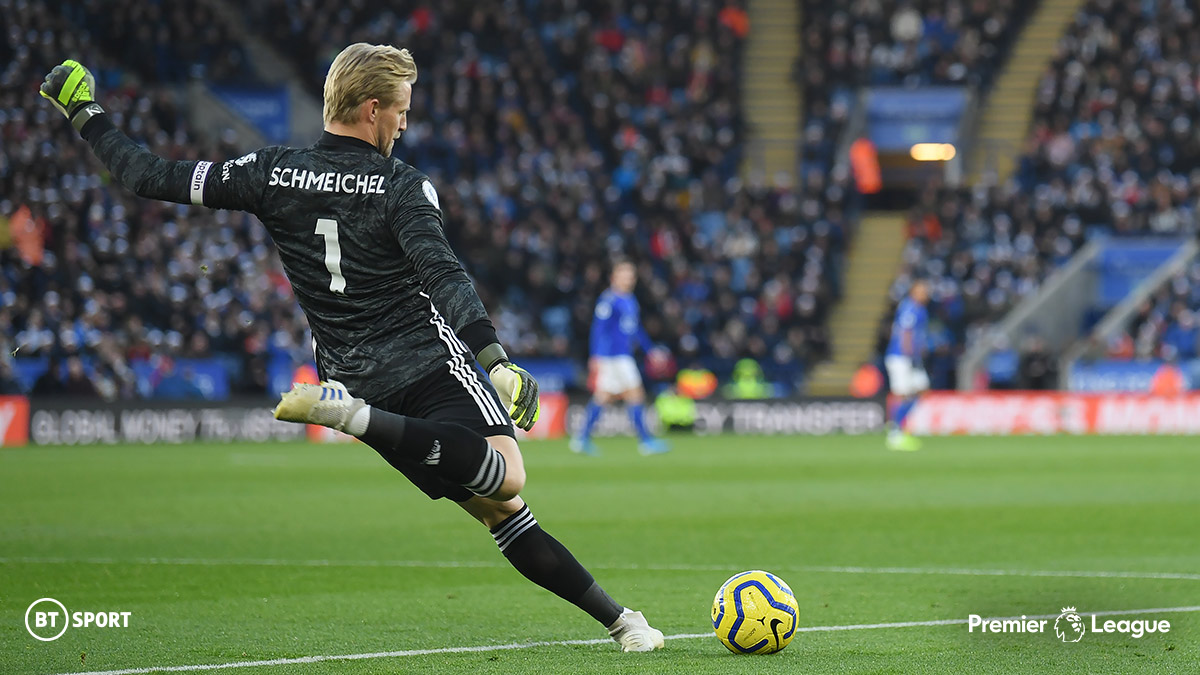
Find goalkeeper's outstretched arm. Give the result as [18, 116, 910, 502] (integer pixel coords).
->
[83, 114, 203, 205]
[42, 59, 266, 212]
[47, 59, 539, 430]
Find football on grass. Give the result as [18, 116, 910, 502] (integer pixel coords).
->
[711, 570, 798, 654]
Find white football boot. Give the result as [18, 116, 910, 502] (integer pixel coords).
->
[608, 608, 665, 652]
[272, 380, 365, 432]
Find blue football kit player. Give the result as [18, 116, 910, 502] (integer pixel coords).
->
[571, 261, 669, 455]
[884, 280, 931, 451]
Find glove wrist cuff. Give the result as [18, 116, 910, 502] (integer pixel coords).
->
[69, 102, 106, 133]
[477, 343, 509, 372]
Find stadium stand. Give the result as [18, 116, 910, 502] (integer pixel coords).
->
[882, 0, 1200, 389]
[63, 0, 258, 84]
[795, 0, 1037, 392]
[1121, 265, 1200, 362]
[246, 0, 847, 391]
[3, 0, 848, 396]
[1, 1, 308, 398]
[797, 0, 1033, 174]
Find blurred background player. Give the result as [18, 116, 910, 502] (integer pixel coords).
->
[884, 280, 930, 451]
[571, 261, 669, 456]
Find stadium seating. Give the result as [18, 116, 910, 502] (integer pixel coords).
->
[63, 0, 257, 84]
[246, 0, 847, 390]
[4, 0, 848, 396]
[797, 0, 1032, 174]
[1121, 264, 1200, 362]
[1, 1, 308, 398]
[8, 0, 1192, 397]
[883, 0, 1200, 389]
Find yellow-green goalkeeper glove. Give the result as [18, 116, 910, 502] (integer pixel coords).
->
[40, 59, 106, 132]
[478, 344, 540, 431]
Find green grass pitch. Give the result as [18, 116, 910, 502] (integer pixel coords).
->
[2, 434, 1198, 674]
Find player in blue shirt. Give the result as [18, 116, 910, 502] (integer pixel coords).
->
[571, 261, 669, 455]
[884, 280, 930, 451]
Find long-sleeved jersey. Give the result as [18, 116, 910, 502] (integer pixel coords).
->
[886, 297, 928, 360]
[81, 116, 497, 403]
[589, 289, 652, 358]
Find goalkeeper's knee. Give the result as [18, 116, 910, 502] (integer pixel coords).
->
[487, 436, 526, 501]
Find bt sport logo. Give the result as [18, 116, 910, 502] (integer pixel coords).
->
[25, 598, 132, 642]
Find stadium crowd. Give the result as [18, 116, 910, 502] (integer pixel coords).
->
[797, 0, 1031, 174]
[62, 0, 257, 85]
[1, 0, 309, 398]
[881, 0, 1200, 389]
[3, 0, 848, 398]
[795, 0, 1036, 389]
[1121, 263, 1200, 362]
[249, 0, 850, 390]
[12, 0, 1190, 398]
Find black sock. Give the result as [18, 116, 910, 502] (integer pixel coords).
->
[491, 505, 623, 626]
[361, 409, 506, 497]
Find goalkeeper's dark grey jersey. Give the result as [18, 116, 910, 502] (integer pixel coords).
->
[84, 122, 490, 402]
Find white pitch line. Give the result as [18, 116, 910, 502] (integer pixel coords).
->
[49, 606, 1200, 675]
[4, 556, 1200, 581]
[0, 556, 502, 569]
[799, 565, 1200, 582]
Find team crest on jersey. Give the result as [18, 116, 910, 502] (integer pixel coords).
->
[221, 152, 258, 182]
[422, 180, 440, 210]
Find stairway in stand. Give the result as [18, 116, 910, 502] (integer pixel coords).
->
[967, 0, 1086, 184]
[742, 0, 802, 182]
[807, 213, 907, 395]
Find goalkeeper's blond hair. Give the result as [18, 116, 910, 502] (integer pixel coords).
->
[323, 43, 417, 126]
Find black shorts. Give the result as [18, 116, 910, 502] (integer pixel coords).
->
[370, 353, 514, 502]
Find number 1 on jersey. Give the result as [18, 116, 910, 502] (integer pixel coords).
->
[315, 218, 347, 294]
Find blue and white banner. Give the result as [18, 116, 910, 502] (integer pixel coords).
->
[1095, 239, 1183, 307]
[1068, 360, 1191, 392]
[211, 86, 290, 144]
[867, 87, 967, 151]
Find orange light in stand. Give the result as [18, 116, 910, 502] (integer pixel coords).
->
[849, 138, 882, 194]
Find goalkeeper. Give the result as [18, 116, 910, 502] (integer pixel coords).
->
[42, 47, 662, 651]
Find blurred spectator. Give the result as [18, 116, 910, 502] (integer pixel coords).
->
[655, 384, 697, 432]
[152, 359, 205, 400]
[1018, 336, 1056, 390]
[0, 361, 24, 395]
[985, 337, 1019, 390]
[62, 355, 99, 397]
[676, 365, 719, 400]
[1149, 362, 1186, 396]
[31, 357, 66, 397]
[849, 362, 884, 398]
[722, 358, 774, 399]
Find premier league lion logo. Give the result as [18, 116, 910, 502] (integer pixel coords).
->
[1054, 607, 1086, 643]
